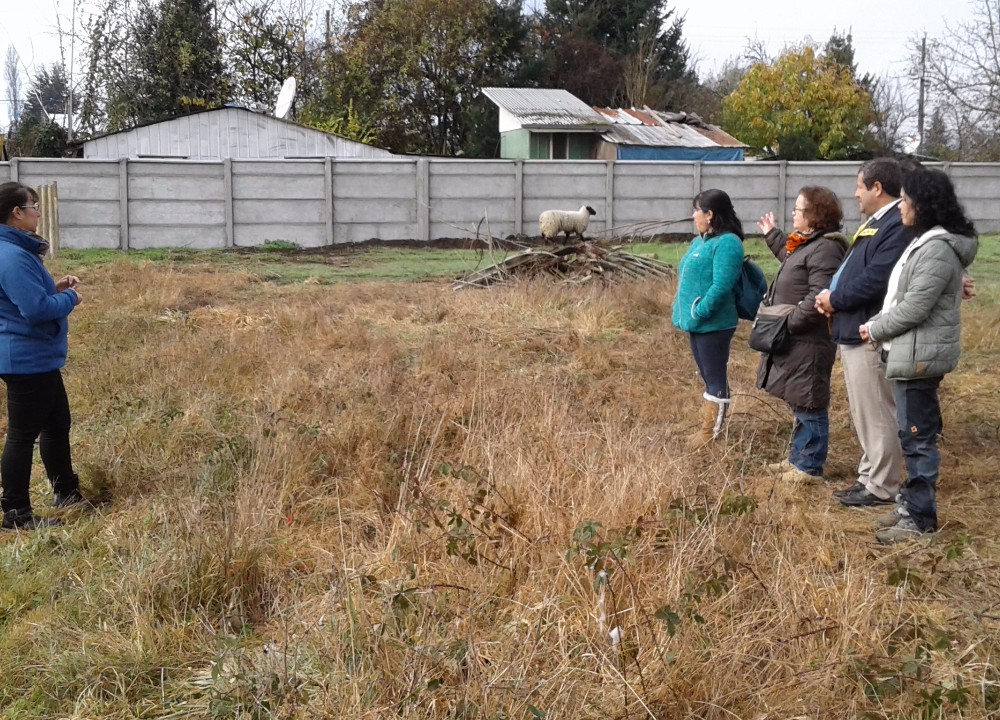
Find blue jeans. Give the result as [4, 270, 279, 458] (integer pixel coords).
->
[689, 328, 736, 398]
[892, 376, 943, 531]
[788, 405, 828, 476]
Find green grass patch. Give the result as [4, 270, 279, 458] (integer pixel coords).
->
[51, 233, 998, 289]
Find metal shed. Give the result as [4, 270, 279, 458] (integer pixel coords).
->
[81, 106, 398, 160]
[593, 107, 746, 161]
[481, 87, 610, 160]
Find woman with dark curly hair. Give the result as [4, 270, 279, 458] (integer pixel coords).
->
[860, 166, 978, 543]
[756, 187, 848, 482]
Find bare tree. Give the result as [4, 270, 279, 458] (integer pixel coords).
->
[622, 23, 661, 107]
[4, 46, 22, 128]
[918, 0, 1000, 159]
[868, 76, 913, 155]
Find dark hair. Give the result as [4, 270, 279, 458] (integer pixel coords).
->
[859, 158, 902, 198]
[901, 165, 976, 236]
[693, 188, 745, 240]
[798, 185, 843, 233]
[0, 182, 38, 225]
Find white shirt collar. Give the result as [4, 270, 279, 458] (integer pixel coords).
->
[869, 198, 902, 222]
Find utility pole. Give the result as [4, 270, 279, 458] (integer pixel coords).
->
[917, 34, 926, 155]
[67, 0, 77, 142]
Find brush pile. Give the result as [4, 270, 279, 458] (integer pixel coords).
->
[453, 242, 674, 289]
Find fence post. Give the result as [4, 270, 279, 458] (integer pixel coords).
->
[9, 158, 17, 182]
[223, 158, 234, 248]
[605, 160, 615, 237]
[692, 161, 702, 197]
[514, 160, 523, 236]
[324, 156, 334, 246]
[37, 183, 59, 256]
[416, 158, 430, 242]
[119, 158, 129, 250]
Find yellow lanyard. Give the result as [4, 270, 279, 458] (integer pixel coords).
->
[852, 216, 873, 243]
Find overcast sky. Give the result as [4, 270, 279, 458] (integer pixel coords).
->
[0, 0, 979, 130]
[674, 0, 954, 79]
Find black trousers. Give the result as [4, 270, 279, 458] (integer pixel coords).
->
[1, 370, 77, 513]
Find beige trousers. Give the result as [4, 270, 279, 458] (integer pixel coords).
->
[840, 343, 903, 499]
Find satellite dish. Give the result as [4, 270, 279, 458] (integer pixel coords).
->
[274, 77, 297, 119]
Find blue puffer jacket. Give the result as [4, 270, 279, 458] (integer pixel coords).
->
[671, 232, 744, 333]
[0, 225, 79, 374]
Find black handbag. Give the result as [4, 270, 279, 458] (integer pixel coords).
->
[748, 303, 795, 354]
[748, 262, 795, 354]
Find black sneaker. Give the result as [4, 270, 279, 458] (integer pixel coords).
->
[838, 485, 895, 508]
[2, 508, 62, 531]
[52, 490, 94, 509]
[832, 481, 865, 499]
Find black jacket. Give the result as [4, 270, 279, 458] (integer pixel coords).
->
[829, 204, 915, 345]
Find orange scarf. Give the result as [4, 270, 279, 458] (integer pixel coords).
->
[785, 231, 811, 254]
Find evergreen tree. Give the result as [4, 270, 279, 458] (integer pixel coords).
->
[23, 64, 76, 121]
[538, 0, 695, 108]
[81, 0, 229, 131]
[304, 0, 531, 155]
[923, 106, 953, 159]
[129, 0, 229, 120]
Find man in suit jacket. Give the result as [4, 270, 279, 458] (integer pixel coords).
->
[815, 159, 914, 507]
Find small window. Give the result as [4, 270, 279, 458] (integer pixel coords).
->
[551, 134, 567, 159]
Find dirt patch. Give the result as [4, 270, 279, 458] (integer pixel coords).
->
[228, 233, 697, 259]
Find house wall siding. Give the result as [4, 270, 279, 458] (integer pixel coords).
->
[500, 130, 531, 160]
[82, 108, 397, 160]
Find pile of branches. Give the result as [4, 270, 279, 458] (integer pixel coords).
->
[453, 242, 675, 289]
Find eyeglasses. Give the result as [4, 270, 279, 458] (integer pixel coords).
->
[792, 206, 807, 214]
[18, 203, 40, 212]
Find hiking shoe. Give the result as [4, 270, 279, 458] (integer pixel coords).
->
[838, 486, 894, 508]
[876, 517, 934, 544]
[766, 460, 796, 473]
[875, 504, 910, 529]
[779, 466, 823, 483]
[52, 490, 94, 509]
[833, 481, 865, 499]
[2, 508, 62, 531]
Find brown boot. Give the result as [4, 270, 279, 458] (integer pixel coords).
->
[687, 395, 729, 449]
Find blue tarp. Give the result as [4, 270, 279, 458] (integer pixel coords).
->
[617, 146, 744, 161]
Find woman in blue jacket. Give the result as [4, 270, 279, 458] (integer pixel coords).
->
[0, 182, 85, 531]
[671, 189, 746, 448]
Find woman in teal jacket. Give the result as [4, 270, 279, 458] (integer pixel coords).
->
[671, 189, 746, 448]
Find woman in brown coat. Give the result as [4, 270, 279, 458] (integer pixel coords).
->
[756, 186, 848, 481]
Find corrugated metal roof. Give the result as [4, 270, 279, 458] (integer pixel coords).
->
[602, 123, 719, 148]
[593, 106, 747, 149]
[643, 108, 747, 148]
[481, 87, 609, 130]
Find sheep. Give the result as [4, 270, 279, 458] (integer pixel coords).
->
[539, 205, 597, 242]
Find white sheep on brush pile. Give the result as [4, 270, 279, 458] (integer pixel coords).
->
[539, 205, 597, 242]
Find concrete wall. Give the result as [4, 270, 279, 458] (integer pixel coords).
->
[2, 157, 999, 249]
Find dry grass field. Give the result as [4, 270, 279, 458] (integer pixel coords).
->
[1, 239, 998, 719]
